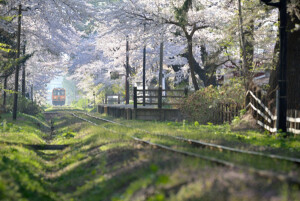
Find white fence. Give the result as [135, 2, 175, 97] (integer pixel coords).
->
[246, 91, 300, 134]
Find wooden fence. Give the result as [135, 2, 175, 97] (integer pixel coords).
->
[246, 90, 300, 134]
[213, 103, 242, 124]
[133, 87, 188, 109]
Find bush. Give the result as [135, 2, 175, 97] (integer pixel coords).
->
[0, 95, 42, 116]
[71, 98, 89, 109]
[18, 97, 42, 115]
[180, 83, 245, 124]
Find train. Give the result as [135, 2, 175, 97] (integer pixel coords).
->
[52, 88, 66, 106]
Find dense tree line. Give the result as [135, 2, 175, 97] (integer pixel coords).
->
[0, 0, 299, 112]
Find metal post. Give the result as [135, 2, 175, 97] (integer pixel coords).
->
[133, 87, 137, 109]
[13, 4, 22, 120]
[125, 38, 130, 104]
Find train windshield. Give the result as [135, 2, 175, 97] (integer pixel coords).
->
[53, 90, 65, 95]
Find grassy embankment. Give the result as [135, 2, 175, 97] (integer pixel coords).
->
[0, 111, 300, 201]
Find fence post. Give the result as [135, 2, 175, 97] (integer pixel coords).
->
[295, 110, 299, 133]
[219, 104, 221, 123]
[158, 87, 162, 109]
[133, 87, 137, 109]
[245, 91, 250, 107]
[105, 94, 108, 104]
[118, 94, 120, 104]
[221, 104, 224, 123]
[184, 88, 188, 97]
[229, 104, 232, 122]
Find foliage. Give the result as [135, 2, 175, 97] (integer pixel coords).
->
[1, 96, 42, 116]
[180, 82, 245, 124]
[71, 98, 89, 109]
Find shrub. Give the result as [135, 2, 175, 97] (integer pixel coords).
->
[0, 95, 42, 116]
[18, 96, 42, 115]
[180, 83, 245, 124]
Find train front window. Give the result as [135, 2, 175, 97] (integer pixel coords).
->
[53, 90, 65, 96]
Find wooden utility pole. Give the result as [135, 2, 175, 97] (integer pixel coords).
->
[125, 37, 130, 104]
[31, 84, 33, 103]
[261, 0, 287, 133]
[93, 91, 96, 109]
[142, 24, 146, 106]
[21, 43, 26, 96]
[13, 4, 22, 120]
[2, 77, 7, 107]
[159, 41, 163, 88]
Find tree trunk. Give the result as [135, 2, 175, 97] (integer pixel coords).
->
[238, 0, 254, 90]
[200, 45, 217, 86]
[286, 7, 300, 110]
[187, 37, 199, 90]
[267, 34, 280, 111]
[13, 4, 22, 120]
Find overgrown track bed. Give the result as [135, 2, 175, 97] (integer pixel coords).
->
[71, 111, 300, 186]
[76, 112, 300, 164]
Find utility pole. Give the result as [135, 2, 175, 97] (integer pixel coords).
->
[3, 77, 7, 107]
[142, 24, 146, 106]
[21, 42, 26, 96]
[31, 84, 33, 103]
[159, 42, 163, 88]
[13, 4, 22, 120]
[261, 0, 287, 133]
[93, 91, 96, 109]
[125, 37, 130, 104]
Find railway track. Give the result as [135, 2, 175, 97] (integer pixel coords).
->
[76, 112, 300, 165]
[66, 111, 300, 185]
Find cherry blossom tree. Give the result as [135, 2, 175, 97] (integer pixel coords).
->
[98, 0, 231, 90]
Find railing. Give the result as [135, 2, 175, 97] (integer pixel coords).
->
[246, 90, 300, 134]
[104, 94, 123, 104]
[133, 87, 188, 109]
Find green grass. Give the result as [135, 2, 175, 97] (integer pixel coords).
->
[1, 111, 300, 201]
[0, 113, 47, 144]
[87, 112, 300, 158]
